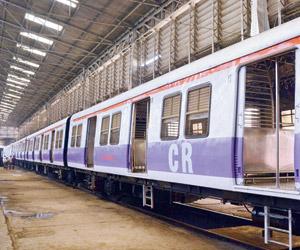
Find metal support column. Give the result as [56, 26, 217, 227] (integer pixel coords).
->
[275, 59, 280, 189]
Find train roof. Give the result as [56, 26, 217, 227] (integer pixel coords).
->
[71, 17, 300, 122]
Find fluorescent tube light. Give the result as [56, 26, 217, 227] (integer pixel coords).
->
[10, 65, 35, 75]
[16, 43, 46, 57]
[6, 83, 25, 90]
[7, 78, 29, 87]
[7, 74, 31, 83]
[3, 93, 21, 99]
[20, 32, 53, 45]
[25, 13, 63, 31]
[55, 0, 78, 8]
[7, 89, 23, 95]
[13, 56, 40, 68]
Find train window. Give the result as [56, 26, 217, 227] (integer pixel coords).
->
[185, 85, 211, 138]
[110, 112, 122, 145]
[100, 116, 110, 146]
[71, 126, 77, 147]
[43, 135, 49, 150]
[76, 124, 82, 147]
[30, 139, 34, 151]
[59, 130, 64, 148]
[34, 137, 40, 151]
[55, 131, 59, 149]
[161, 94, 181, 140]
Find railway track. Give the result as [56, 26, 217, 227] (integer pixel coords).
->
[29, 168, 293, 250]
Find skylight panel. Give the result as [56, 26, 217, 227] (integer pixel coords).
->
[0, 109, 12, 114]
[55, 0, 78, 8]
[7, 88, 23, 95]
[7, 74, 31, 83]
[16, 43, 47, 57]
[1, 98, 18, 106]
[10, 65, 35, 75]
[4, 93, 21, 99]
[0, 101, 16, 107]
[0, 103, 15, 109]
[13, 57, 40, 68]
[6, 83, 25, 90]
[20, 32, 53, 45]
[25, 13, 63, 31]
[7, 78, 29, 87]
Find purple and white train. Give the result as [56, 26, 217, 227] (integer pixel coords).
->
[5, 18, 300, 227]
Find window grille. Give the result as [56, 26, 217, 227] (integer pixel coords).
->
[110, 112, 121, 145]
[71, 126, 77, 147]
[185, 86, 211, 137]
[76, 124, 82, 147]
[161, 94, 181, 140]
[100, 116, 110, 145]
[59, 130, 64, 148]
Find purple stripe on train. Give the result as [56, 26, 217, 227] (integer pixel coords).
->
[42, 151, 50, 162]
[54, 149, 64, 162]
[68, 147, 86, 165]
[147, 137, 235, 178]
[94, 144, 129, 168]
[295, 133, 300, 183]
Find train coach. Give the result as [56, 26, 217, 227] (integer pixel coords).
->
[6, 17, 300, 239]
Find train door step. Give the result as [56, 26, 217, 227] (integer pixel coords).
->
[264, 206, 293, 250]
[143, 185, 153, 209]
[133, 165, 146, 172]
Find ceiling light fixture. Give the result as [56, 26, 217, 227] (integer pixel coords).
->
[3, 93, 21, 99]
[25, 13, 63, 31]
[54, 0, 78, 8]
[2, 97, 18, 105]
[7, 74, 31, 83]
[10, 65, 35, 75]
[7, 78, 29, 87]
[0, 109, 12, 114]
[20, 32, 54, 45]
[7, 88, 23, 95]
[16, 43, 47, 57]
[0, 101, 16, 107]
[0, 103, 15, 109]
[6, 83, 25, 90]
[13, 56, 40, 68]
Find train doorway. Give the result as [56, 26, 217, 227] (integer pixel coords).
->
[40, 135, 44, 161]
[50, 130, 55, 163]
[238, 50, 296, 190]
[130, 98, 150, 173]
[85, 116, 97, 168]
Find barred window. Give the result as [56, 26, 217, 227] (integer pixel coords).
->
[100, 116, 110, 146]
[185, 86, 211, 137]
[29, 139, 34, 151]
[76, 124, 82, 147]
[110, 112, 122, 145]
[59, 130, 64, 148]
[55, 131, 59, 149]
[43, 135, 49, 150]
[161, 94, 181, 140]
[71, 126, 77, 147]
[34, 137, 40, 151]
[55, 130, 63, 149]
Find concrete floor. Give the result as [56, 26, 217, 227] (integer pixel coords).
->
[0, 167, 245, 250]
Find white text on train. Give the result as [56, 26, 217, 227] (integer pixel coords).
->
[168, 143, 193, 173]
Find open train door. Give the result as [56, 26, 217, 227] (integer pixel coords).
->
[295, 49, 300, 190]
[130, 98, 150, 173]
[237, 51, 297, 190]
[50, 130, 55, 163]
[85, 116, 97, 168]
[235, 66, 246, 185]
[40, 135, 44, 161]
